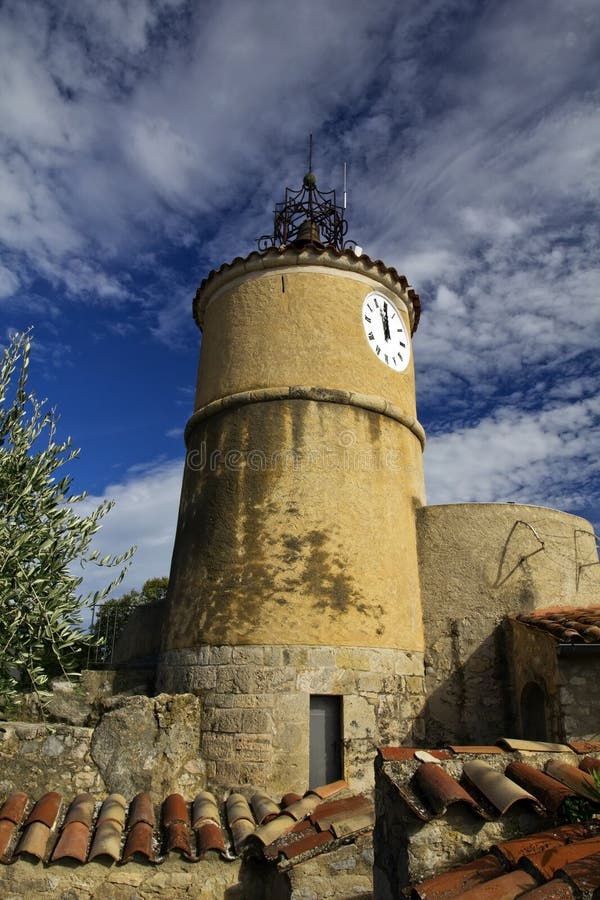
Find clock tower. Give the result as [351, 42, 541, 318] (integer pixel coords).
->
[158, 161, 427, 792]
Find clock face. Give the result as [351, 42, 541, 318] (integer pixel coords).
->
[361, 291, 411, 371]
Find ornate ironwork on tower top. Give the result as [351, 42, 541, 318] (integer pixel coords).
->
[257, 135, 351, 252]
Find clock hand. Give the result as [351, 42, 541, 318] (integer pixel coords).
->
[382, 303, 391, 341]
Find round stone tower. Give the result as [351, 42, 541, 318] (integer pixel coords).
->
[157, 168, 427, 792]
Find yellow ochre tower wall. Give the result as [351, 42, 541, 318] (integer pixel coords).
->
[157, 245, 427, 792]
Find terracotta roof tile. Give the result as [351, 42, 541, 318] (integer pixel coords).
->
[88, 819, 123, 862]
[127, 792, 155, 827]
[250, 792, 280, 825]
[251, 813, 296, 846]
[193, 791, 219, 827]
[519, 882, 575, 898]
[165, 821, 192, 856]
[458, 868, 538, 898]
[505, 761, 574, 813]
[196, 821, 226, 855]
[283, 795, 321, 821]
[230, 816, 255, 853]
[0, 792, 28, 826]
[415, 762, 488, 818]
[122, 821, 155, 863]
[410, 853, 505, 899]
[15, 821, 52, 860]
[493, 824, 596, 867]
[51, 820, 91, 863]
[579, 756, 600, 775]
[281, 792, 302, 807]
[276, 828, 333, 860]
[558, 849, 600, 893]
[0, 820, 18, 861]
[378, 747, 452, 762]
[96, 793, 127, 827]
[24, 791, 61, 828]
[545, 759, 600, 803]
[162, 793, 189, 827]
[515, 605, 600, 643]
[463, 760, 541, 815]
[449, 745, 505, 755]
[306, 779, 348, 800]
[63, 793, 95, 828]
[226, 793, 254, 826]
[568, 740, 600, 755]
[496, 738, 571, 752]
[523, 835, 600, 881]
[310, 796, 373, 830]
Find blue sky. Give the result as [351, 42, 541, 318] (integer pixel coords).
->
[1, 0, 599, 598]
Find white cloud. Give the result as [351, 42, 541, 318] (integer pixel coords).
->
[79, 458, 182, 602]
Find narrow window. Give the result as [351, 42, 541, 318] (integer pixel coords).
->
[309, 695, 343, 788]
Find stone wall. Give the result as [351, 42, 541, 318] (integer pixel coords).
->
[505, 619, 562, 741]
[417, 503, 600, 745]
[0, 692, 204, 798]
[159, 644, 426, 795]
[558, 652, 600, 741]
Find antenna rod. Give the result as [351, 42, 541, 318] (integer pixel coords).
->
[343, 162, 347, 210]
[308, 132, 313, 172]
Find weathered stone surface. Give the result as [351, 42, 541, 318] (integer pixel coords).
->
[91, 693, 203, 796]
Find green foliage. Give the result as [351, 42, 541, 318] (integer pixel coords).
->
[0, 330, 135, 702]
[560, 795, 594, 824]
[90, 576, 168, 661]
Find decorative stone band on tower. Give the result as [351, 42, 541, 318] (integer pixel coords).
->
[157, 238, 427, 793]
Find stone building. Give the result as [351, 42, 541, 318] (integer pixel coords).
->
[152, 162, 600, 793]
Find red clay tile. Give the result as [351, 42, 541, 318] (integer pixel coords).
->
[122, 821, 155, 862]
[449, 746, 504, 755]
[379, 747, 452, 762]
[545, 759, 600, 803]
[310, 796, 373, 827]
[51, 820, 90, 863]
[165, 821, 192, 856]
[230, 817, 255, 853]
[281, 792, 302, 807]
[0, 820, 17, 859]
[580, 757, 600, 775]
[524, 835, 600, 880]
[193, 792, 219, 827]
[226, 794, 254, 826]
[568, 741, 600, 755]
[411, 854, 505, 899]
[252, 813, 296, 845]
[15, 822, 51, 860]
[196, 821, 225, 854]
[97, 794, 127, 827]
[162, 794, 189, 827]
[515, 606, 600, 643]
[63, 793, 95, 828]
[0, 792, 28, 825]
[283, 796, 320, 822]
[415, 762, 486, 817]
[458, 869, 538, 898]
[263, 822, 314, 861]
[519, 882, 574, 898]
[277, 828, 333, 860]
[463, 760, 540, 815]
[24, 792, 61, 828]
[559, 849, 600, 893]
[307, 780, 348, 800]
[127, 792, 155, 827]
[505, 761, 574, 812]
[251, 792, 280, 825]
[88, 820, 123, 861]
[493, 824, 595, 867]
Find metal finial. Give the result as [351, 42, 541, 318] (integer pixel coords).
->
[257, 137, 352, 252]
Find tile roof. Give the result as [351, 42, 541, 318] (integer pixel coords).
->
[378, 741, 600, 824]
[0, 779, 373, 870]
[410, 822, 600, 898]
[514, 606, 600, 643]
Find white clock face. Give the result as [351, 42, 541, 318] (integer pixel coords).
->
[362, 291, 411, 371]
